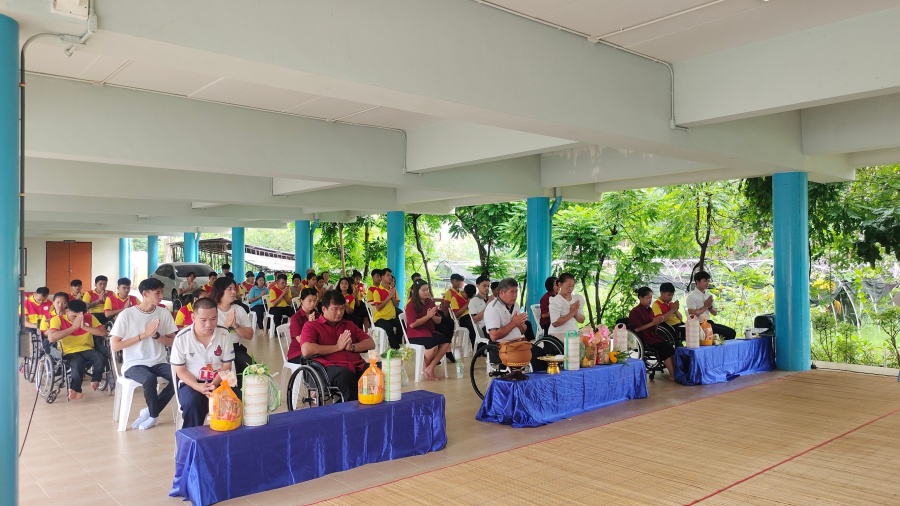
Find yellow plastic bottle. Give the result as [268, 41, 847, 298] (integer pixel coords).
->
[357, 350, 385, 405]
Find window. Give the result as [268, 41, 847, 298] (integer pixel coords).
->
[175, 263, 214, 277]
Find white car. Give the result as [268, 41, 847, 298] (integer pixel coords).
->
[150, 262, 215, 301]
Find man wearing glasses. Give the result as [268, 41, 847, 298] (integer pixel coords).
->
[299, 290, 376, 402]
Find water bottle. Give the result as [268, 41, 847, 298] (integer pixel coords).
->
[456, 359, 464, 378]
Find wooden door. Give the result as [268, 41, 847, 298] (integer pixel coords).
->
[45, 242, 92, 294]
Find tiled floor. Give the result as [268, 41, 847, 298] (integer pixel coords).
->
[16, 331, 793, 505]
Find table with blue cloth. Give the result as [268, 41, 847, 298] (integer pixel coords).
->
[675, 336, 775, 386]
[476, 359, 649, 428]
[170, 390, 447, 506]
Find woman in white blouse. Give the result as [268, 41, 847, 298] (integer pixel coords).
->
[548, 272, 586, 335]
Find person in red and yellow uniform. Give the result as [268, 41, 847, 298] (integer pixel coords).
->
[175, 288, 207, 328]
[200, 272, 217, 294]
[69, 279, 86, 308]
[22, 287, 51, 332]
[441, 273, 477, 346]
[240, 271, 255, 297]
[103, 277, 141, 322]
[84, 275, 113, 325]
[46, 299, 109, 400]
[268, 273, 295, 327]
[366, 268, 401, 349]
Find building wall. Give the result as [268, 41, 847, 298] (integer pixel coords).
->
[24, 237, 120, 290]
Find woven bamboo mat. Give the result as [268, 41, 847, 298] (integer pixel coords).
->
[317, 371, 900, 506]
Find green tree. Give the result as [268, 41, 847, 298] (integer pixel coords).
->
[448, 203, 520, 276]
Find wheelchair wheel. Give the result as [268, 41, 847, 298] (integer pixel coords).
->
[533, 336, 563, 356]
[36, 355, 56, 401]
[22, 337, 42, 383]
[470, 344, 503, 400]
[286, 366, 325, 411]
[171, 297, 183, 314]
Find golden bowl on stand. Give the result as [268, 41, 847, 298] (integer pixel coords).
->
[538, 356, 566, 375]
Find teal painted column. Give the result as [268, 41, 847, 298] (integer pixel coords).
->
[773, 172, 811, 371]
[119, 238, 131, 279]
[147, 235, 159, 275]
[295, 220, 310, 274]
[231, 227, 245, 275]
[0, 14, 18, 506]
[183, 232, 198, 262]
[526, 197, 551, 327]
[387, 211, 405, 305]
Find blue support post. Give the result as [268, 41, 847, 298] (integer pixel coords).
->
[119, 238, 131, 279]
[0, 14, 18, 505]
[526, 197, 551, 327]
[231, 227, 245, 275]
[773, 172, 811, 371]
[295, 220, 310, 274]
[183, 232, 198, 263]
[147, 235, 159, 276]
[387, 211, 406, 306]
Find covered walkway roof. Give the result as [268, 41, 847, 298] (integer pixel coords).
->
[6, 0, 900, 238]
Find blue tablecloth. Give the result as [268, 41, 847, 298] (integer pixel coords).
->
[476, 359, 648, 428]
[675, 336, 775, 385]
[170, 390, 447, 506]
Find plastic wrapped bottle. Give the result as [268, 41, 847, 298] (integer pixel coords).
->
[357, 350, 384, 404]
[456, 359, 464, 378]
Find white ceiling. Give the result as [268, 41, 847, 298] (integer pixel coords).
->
[486, 0, 900, 62]
[24, 40, 444, 130]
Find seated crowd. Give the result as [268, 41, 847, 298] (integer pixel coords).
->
[22, 261, 737, 428]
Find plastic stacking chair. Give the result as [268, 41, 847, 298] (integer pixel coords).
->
[398, 313, 447, 382]
[111, 356, 173, 432]
[276, 324, 302, 405]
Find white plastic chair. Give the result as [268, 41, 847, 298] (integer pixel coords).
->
[398, 313, 447, 382]
[530, 303, 544, 337]
[447, 310, 472, 358]
[111, 356, 172, 432]
[263, 298, 277, 339]
[249, 311, 258, 335]
[368, 326, 389, 356]
[276, 323, 301, 406]
[291, 296, 301, 312]
[472, 319, 490, 350]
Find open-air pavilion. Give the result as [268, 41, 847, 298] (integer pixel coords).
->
[3, 1, 900, 504]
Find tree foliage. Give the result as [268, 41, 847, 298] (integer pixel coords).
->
[448, 203, 521, 276]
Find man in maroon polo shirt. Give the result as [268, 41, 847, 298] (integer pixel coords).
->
[300, 290, 376, 401]
[628, 286, 676, 381]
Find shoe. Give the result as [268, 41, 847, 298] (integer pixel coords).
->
[445, 352, 456, 363]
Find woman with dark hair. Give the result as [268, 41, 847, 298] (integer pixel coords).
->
[337, 277, 362, 325]
[404, 281, 451, 381]
[628, 286, 676, 381]
[247, 275, 269, 330]
[209, 277, 254, 390]
[287, 288, 319, 364]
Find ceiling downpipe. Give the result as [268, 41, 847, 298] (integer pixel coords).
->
[549, 188, 562, 217]
[473, 0, 690, 132]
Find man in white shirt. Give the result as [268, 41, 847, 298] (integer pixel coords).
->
[685, 271, 736, 339]
[482, 278, 546, 371]
[110, 278, 177, 430]
[171, 297, 235, 428]
[465, 275, 491, 343]
[548, 272, 586, 336]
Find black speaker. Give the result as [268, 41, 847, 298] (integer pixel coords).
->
[754, 314, 775, 336]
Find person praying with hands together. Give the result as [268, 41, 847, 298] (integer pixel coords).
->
[209, 277, 253, 393]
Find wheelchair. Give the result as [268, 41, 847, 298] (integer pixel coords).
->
[20, 328, 46, 384]
[469, 335, 564, 400]
[35, 337, 115, 404]
[285, 356, 345, 411]
[615, 318, 676, 380]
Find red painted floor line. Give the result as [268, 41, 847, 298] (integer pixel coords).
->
[685, 406, 900, 505]
[313, 372, 798, 504]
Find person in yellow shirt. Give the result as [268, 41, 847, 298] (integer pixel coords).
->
[22, 286, 51, 332]
[69, 279, 85, 306]
[240, 271, 255, 297]
[103, 277, 141, 321]
[200, 272, 217, 294]
[40, 292, 69, 334]
[85, 275, 113, 325]
[441, 273, 476, 344]
[46, 299, 109, 400]
[367, 268, 401, 349]
[651, 282, 684, 340]
[175, 288, 207, 328]
[268, 273, 295, 327]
